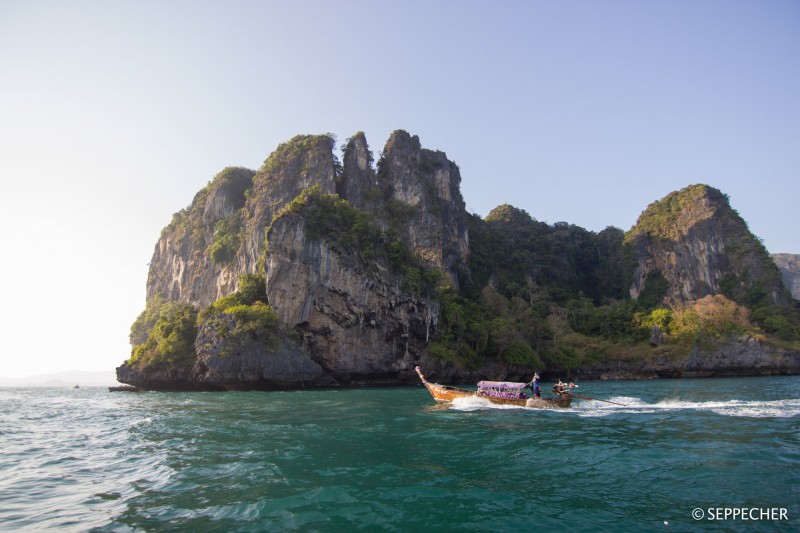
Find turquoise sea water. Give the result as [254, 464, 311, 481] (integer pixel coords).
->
[1, 377, 798, 532]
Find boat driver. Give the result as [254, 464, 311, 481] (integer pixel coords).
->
[528, 373, 541, 398]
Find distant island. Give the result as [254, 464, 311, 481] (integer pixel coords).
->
[0, 370, 118, 387]
[116, 130, 800, 391]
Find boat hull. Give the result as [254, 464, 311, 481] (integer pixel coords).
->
[423, 382, 571, 409]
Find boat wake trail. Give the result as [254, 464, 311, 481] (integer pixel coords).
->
[574, 397, 800, 418]
[449, 396, 524, 411]
[439, 393, 800, 419]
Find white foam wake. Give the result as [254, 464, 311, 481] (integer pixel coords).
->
[449, 396, 523, 411]
[574, 397, 800, 418]
[440, 394, 800, 419]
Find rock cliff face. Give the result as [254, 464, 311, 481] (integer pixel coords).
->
[191, 319, 325, 390]
[146, 136, 337, 308]
[772, 254, 800, 301]
[627, 185, 789, 306]
[265, 210, 436, 383]
[261, 137, 471, 386]
[371, 131, 469, 276]
[146, 167, 255, 307]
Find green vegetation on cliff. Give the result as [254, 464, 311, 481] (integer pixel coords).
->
[277, 185, 444, 297]
[198, 274, 282, 355]
[431, 197, 798, 373]
[625, 184, 722, 242]
[208, 212, 241, 263]
[465, 205, 630, 304]
[252, 134, 338, 193]
[162, 186, 209, 245]
[429, 206, 640, 371]
[128, 299, 198, 368]
[155, 166, 257, 270]
[130, 274, 283, 369]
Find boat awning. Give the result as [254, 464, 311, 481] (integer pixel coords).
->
[477, 381, 527, 389]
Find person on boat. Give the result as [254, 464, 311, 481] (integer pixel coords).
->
[553, 380, 566, 395]
[528, 373, 541, 398]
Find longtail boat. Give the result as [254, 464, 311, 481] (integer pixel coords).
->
[415, 366, 571, 409]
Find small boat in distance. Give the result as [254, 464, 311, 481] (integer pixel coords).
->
[414, 366, 571, 409]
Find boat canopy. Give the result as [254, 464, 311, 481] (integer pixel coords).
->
[477, 381, 528, 389]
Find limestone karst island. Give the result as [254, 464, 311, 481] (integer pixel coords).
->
[117, 130, 800, 391]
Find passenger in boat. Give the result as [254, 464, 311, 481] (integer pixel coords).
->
[553, 380, 566, 395]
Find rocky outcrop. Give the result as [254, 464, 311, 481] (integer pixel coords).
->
[627, 185, 789, 306]
[239, 135, 338, 282]
[574, 336, 800, 380]
[191, 315, 326, 390]
[116, 361, 208, 391]
[772, 253, 800, 301]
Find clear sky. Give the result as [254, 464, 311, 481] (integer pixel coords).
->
[1, 0, 798, 379]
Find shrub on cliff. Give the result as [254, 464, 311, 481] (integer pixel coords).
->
[237, 273, 267, 306]
[198, 274, 269, 323]
[128, 303, 198, 368]
[636, 295, 755, 347]
[208, 212, 241, 263]
[197, 274, 280, 354]
[278, 184, 382, 257]
[750, 305, 798, 341]
[199, 303, 281, 357]
[222, 303, 279, 336]
[129, 293, 168, 346]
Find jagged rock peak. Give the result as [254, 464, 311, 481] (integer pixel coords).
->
[338, 131, 375, 208]
[202, 167, 255, 226]
[627, 184, 731, 241]
[376, 129, 470, 270]
[485, 204, 537, 226]
[384, 129, 422, 153]
[246, 134, 338, 226]
[627, 184, 789, 306]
